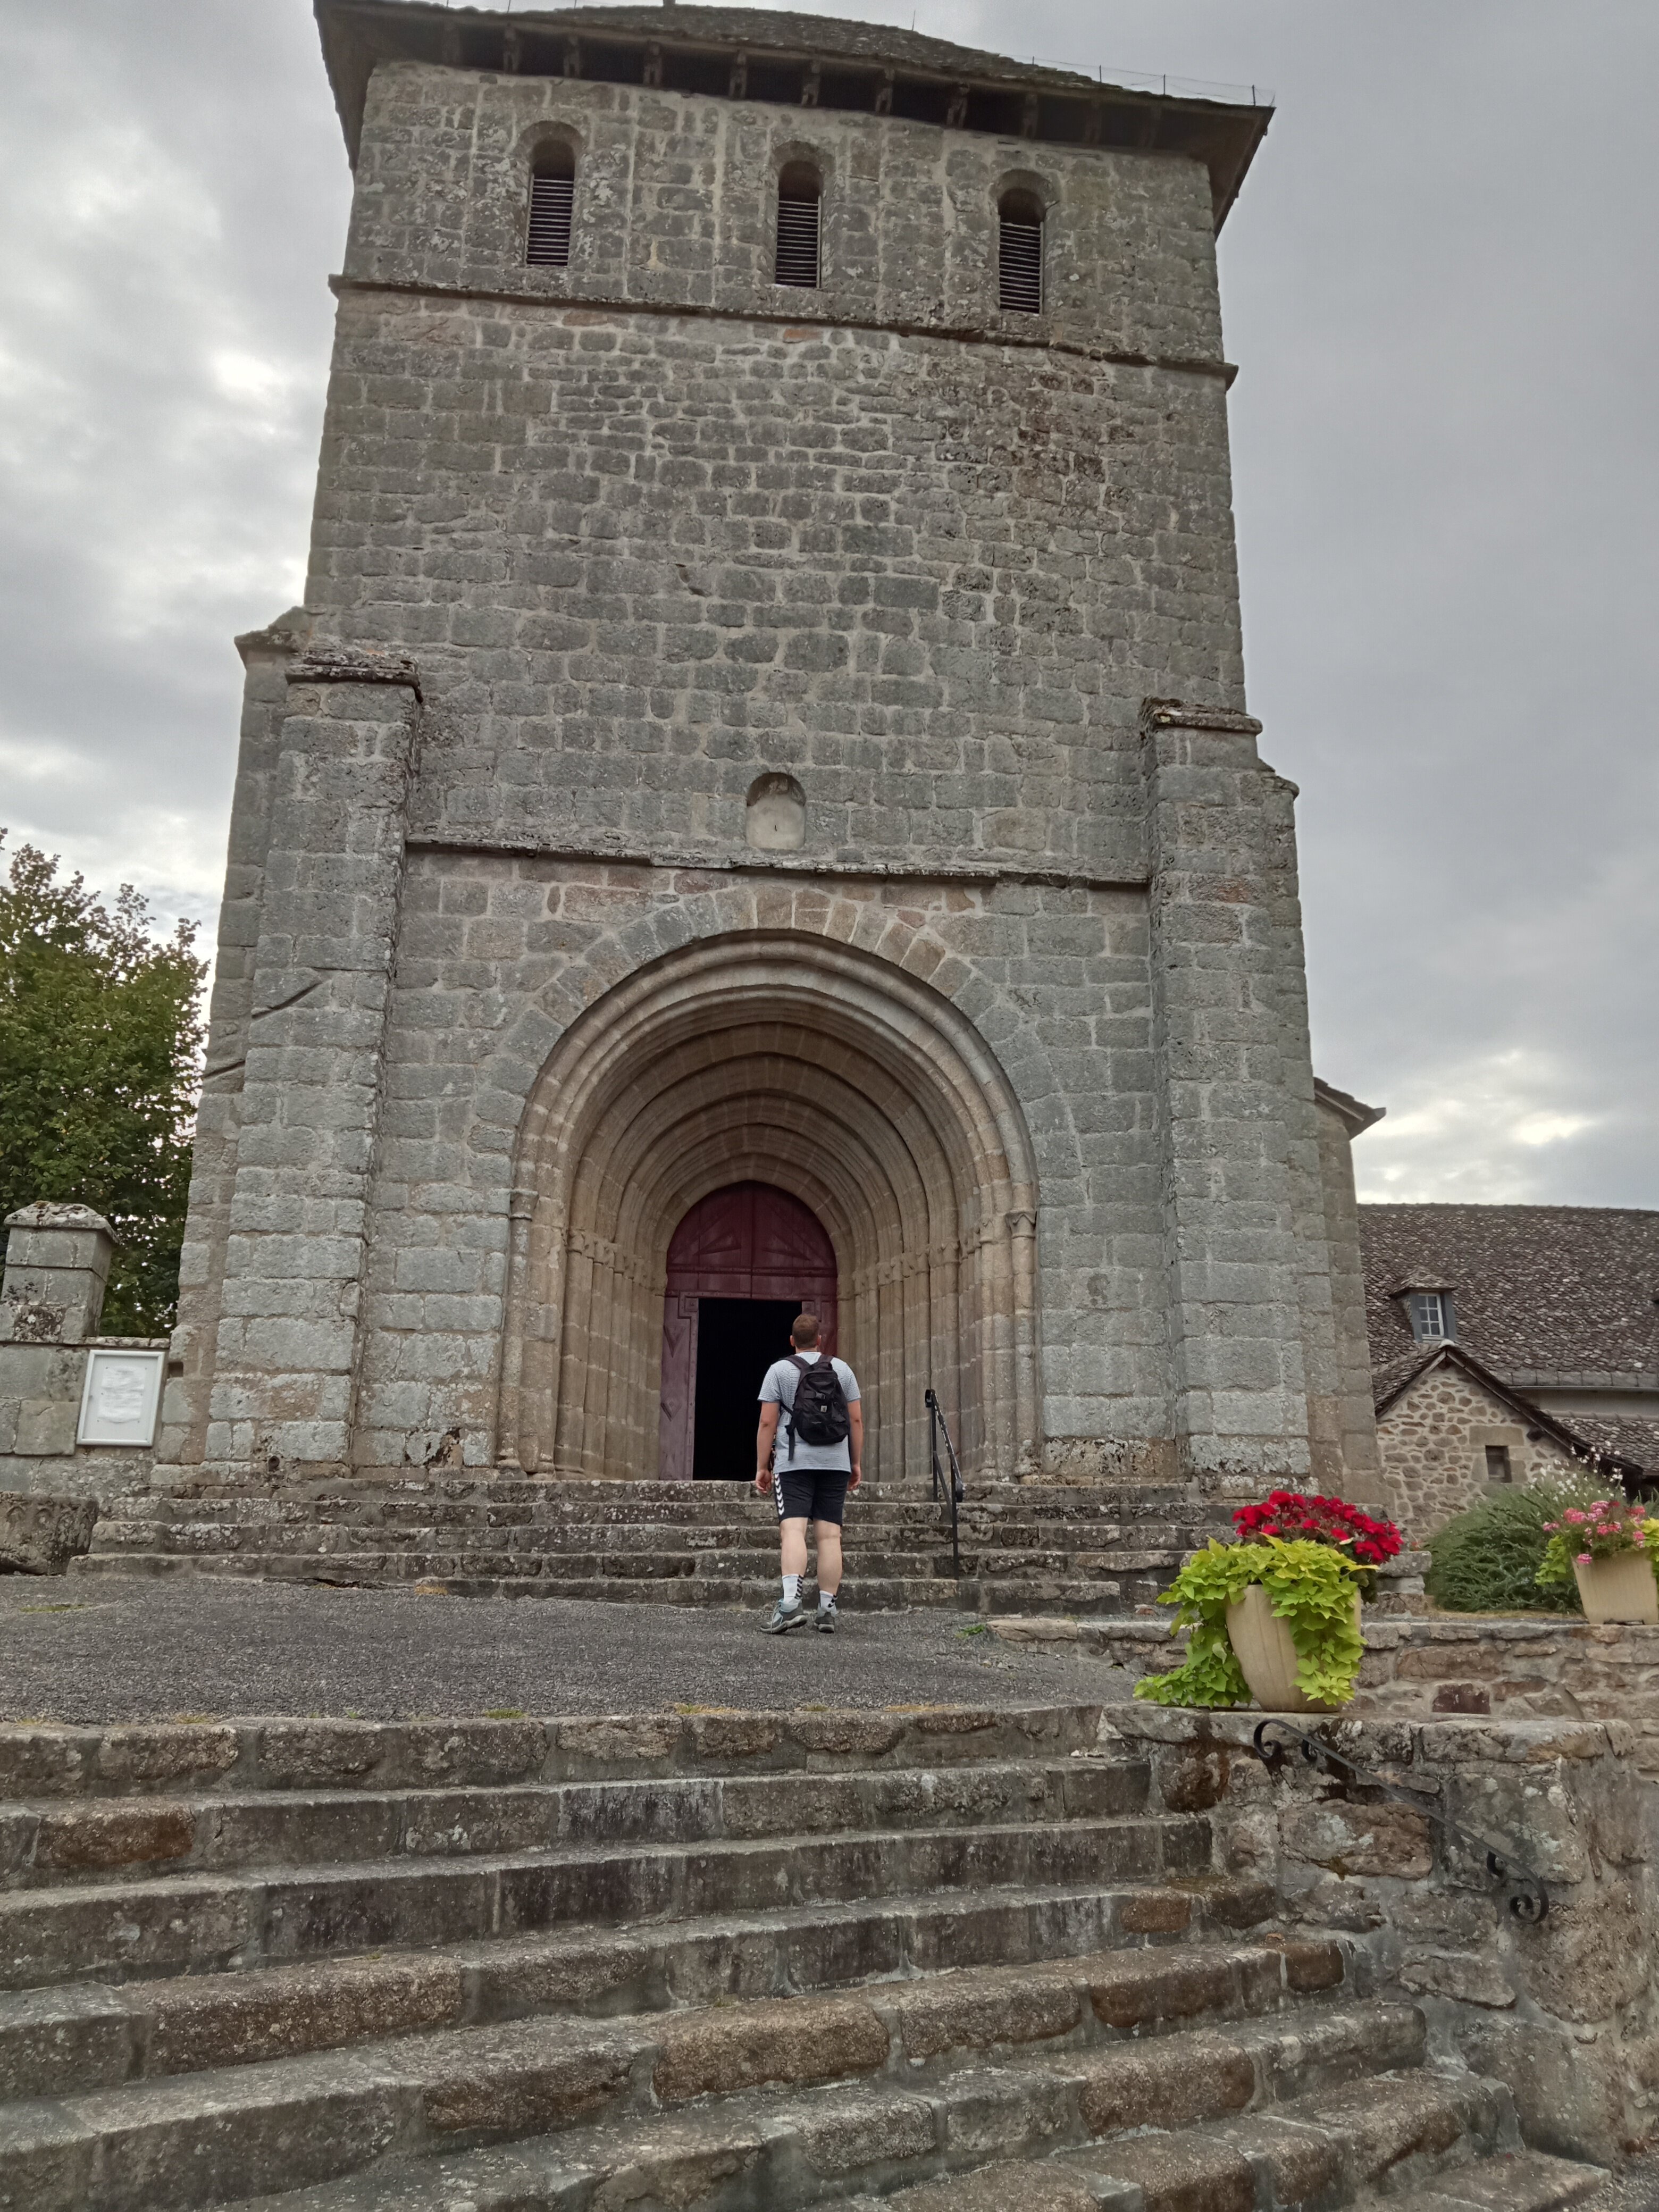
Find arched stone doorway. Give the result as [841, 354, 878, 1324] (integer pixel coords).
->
[659, 1182, 838, 1481]
[498, 933, 1041, 1485]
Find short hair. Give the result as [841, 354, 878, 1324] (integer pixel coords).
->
[791, 1312, 821, 1348]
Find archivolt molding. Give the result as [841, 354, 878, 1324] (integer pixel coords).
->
[498, 929, 1042, 1484]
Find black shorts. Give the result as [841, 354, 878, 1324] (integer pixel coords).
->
[775, 1468, 851, 1526]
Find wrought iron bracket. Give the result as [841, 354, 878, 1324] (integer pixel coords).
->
[1251, 1717, 1550, 1924]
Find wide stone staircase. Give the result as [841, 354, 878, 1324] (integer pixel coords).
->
[0, 1699, 1607, 2210]
[70, 1476, 1218, 1616]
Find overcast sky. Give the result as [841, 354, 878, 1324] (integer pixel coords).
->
[2, 1, 1654, 1209]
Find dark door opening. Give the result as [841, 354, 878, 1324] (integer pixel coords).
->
[692, 1297, 798, 1481]
[659, 1183, 838, 1480]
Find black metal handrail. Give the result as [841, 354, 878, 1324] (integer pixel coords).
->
[1252, 1718, 1549, 1924]
[925, 1387, 963, 1577]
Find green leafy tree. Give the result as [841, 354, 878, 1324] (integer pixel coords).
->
[0, 835, 206, 1335]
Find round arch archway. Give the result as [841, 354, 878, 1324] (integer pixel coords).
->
[498, 933, 1041, 1485]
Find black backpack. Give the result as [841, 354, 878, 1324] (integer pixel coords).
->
[785, 1354, 851, 1459]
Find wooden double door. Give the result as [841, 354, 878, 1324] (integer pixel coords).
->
[658, 1182, 839, 1481]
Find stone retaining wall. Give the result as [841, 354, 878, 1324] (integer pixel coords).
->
[993, 1610, 1659, 1769]
[1110, 1704, 1659, 2165]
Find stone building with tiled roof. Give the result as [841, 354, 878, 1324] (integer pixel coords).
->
[1356, 1200, 1659, 1533]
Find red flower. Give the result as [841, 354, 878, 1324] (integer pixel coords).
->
[1232, 1489, 1402, 1565]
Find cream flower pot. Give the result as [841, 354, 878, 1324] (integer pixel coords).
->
[1225, 1582, 1362, 1713]
[1573, 1551, 1659, 1625]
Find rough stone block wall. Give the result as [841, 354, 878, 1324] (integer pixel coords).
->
[313, 65, 1244, 868]
[1378, 1364, 1582, 1537]
[1115, 1704, 1659, 2165]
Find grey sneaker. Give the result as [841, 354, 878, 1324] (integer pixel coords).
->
[816, 1599, 839, 1633]
[766, 1598, 807, 1633]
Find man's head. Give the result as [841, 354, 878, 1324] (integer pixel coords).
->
[791, 1312, 821, 1350]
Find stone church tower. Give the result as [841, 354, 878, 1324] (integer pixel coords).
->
[157, 1, 1380, 1498]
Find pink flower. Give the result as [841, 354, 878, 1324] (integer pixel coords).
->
[1563, 1510, 1587, 1524]
[1541, 1522, 1558, 1532]
[1576, 1553, 1593, 1566]
[1596, 1523, 1621, 1536]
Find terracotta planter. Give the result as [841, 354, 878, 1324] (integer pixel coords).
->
[1225, 1582, 1362, 1713]
[1573, 1551, 1659, 1625]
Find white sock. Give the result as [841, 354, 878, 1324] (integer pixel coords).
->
[819, 1588, 836, 1611]
[781, 1574, 800, 1605]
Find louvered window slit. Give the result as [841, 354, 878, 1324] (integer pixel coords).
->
[775, 194, 821, 289]
[999, 219, 1042, 314]
[527, 173, 574, 267]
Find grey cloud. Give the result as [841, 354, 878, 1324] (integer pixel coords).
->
[1, 0, 1653, 1204]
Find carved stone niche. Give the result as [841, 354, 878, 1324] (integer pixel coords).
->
[745, 772, 806, 851]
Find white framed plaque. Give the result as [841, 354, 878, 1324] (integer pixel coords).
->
[77, 1347, 166, 1447]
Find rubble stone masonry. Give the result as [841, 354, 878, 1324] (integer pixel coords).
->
[1378, 1363, 1581, 1537]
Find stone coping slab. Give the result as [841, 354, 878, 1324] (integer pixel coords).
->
[985, 1612, 1659, 1746]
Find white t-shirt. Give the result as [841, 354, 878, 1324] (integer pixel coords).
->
[759, 1352, 861, 1472]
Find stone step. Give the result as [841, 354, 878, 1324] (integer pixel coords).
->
[0, 1753, 1153, 1890]
[80, 1529, 1188, 1586]
[138, 1476, 1206, 1511]
[0, 1872, 1278, 2098]
[0, 1968, 1393, 2212]
[0, 1703, 1111, 1802]
[1380, 2150, 1611, 2209]
[104, 1488, 1200, 1526]
[0, 1807, 1212, 1989]
[853, 2080, 1587, 2212]
[65, 1555, 982, 1608]
[67, 1555, 1179, 1615]
[219, 2081, 1605, 2212]
[88, 1514, 1192, 1558]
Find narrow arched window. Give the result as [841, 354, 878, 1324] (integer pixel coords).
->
[774, 162, 822, 289]
[998, 189, 1044, 314]
[526, 145, 575, 268]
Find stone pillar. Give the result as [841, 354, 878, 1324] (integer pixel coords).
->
[0, 1204, 120, 1480]
[1141, 698, 1311, 1485]
[199, 646, 421, 1480]
[1314, 1082, 1388, 1496]
[1, 1203, 117, 1344]
[157, 613, 312, 1475]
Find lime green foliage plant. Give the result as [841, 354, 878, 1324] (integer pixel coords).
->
[1425, 1476, 1613, 1616]
[1536, 1498, 1659, 1599]
[1133, 1538, 1366, 1710]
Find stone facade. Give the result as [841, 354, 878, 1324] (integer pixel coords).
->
[1378, 1361, 1582, 1536]
[157, 7, 1382, 1497]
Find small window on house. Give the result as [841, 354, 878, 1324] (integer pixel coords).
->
[998, 189, 1044, 314]
[1486, 1445, 1513, 1484]
[527, 146, 575, 268]
[774, 163, 822, 289]
[1406, 1291, 1456, 1343]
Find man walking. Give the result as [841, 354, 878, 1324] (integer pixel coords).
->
[754, 1312, 862, 1633]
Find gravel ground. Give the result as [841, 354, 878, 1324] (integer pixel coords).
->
[0, 1574, 1099, 1723]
